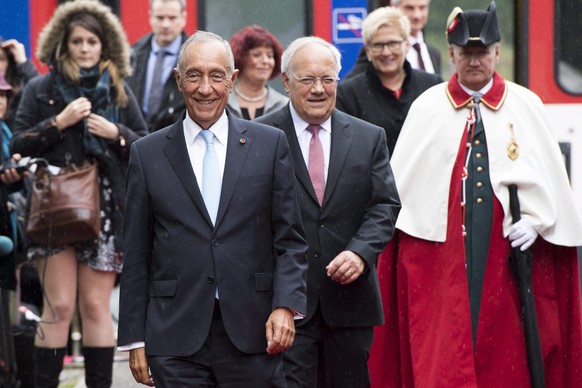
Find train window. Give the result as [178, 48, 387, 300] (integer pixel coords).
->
[556, 0, 582, 94]
[198, 0, 308, 93]
[199, 0, 308, 48]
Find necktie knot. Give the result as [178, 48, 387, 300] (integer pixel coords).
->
[306, 124, 321, 136]
[472, 92, 483, 104]
[199, 129, 215, 145]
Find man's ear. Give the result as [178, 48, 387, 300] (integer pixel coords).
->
[282, 73, 290, 93]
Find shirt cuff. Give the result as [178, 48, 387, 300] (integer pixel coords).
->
[117, 342, 145, 352]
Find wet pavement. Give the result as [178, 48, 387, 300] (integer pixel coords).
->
[59, 353, 139, 388]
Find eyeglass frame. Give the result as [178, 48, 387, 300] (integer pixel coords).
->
[289, 73, 340, 87]
[368, 39, 406, 52]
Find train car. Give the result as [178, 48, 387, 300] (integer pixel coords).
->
[1, 0, 580, 214]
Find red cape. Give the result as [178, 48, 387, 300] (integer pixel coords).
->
[369, 113, 582, 387]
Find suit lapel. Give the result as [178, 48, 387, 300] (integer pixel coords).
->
[275, 108, 320, 206]
[163, 119, 213, 226]
[214, 114, 251, 227]
[134, 44, 150, 104]
[324, 111, 353, 207]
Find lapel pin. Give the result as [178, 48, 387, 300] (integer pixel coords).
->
[240, 138, 246, 144]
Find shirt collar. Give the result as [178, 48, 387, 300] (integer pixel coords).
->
[408, 31, 424, 45]
[289, 103, 332, 137]
[183, 110, 229, 146]
[446, 71, 507, 111]
[150, 34, 182, 56]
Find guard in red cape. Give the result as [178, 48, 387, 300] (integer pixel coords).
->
[369, 2, 582, 387]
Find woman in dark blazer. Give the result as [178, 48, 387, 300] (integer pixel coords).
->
[337, 6, 441, 156]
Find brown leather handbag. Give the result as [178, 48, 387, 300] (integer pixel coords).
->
[26, 161, 101, 246]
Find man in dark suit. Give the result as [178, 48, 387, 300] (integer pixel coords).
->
[126, 0, 188, 132]
[118, 31, 309, 387]
[396, 0, 441, 74]
[345, 0, 441, 80]
[256, 36, 401, 388]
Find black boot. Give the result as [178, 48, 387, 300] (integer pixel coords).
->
[33, 347, 66, 388]
[82, 346, 114, 388]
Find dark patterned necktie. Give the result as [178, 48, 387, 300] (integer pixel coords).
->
[147, 50, 167, 119]
[412, 43, 425, 71]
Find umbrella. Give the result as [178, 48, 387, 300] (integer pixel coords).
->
[508, 184, 545, 388]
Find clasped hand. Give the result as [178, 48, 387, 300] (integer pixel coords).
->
[57, 97, 119, 139]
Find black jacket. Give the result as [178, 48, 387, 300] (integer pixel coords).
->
[11, 73, 148, 251]
[126, 32, 188, 133]
[337, 61, 442, 156]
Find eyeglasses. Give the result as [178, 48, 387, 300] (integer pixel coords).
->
[290, 73, 339, 87]
[369, 40, 406, 52]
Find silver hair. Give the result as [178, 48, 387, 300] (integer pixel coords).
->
[150, 0, 186, 11]
[281, 36, 342, 76]
[176, 31, 235, 75]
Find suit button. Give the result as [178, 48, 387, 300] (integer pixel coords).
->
[474, 139, 481, 145]
[314, 251, 320, 259]
[207, 276, 215, 284]
[476, 181, 483, 188]
[319, 224, 324, 229]
[212, 239, 219, 247]
[476, 198, 483, 204]
[476, 152, 482, 159]
[476, 166, 484, 173]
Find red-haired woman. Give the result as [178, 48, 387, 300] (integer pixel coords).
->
[228, 25, 288, 120]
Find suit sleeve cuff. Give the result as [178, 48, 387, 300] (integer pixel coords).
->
[117, 342, 145, 352]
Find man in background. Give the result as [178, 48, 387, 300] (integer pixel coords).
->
[127, 0, 187, 132]
[395, 0, 440, 74]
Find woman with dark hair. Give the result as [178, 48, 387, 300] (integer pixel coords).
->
[228, 25, 288, 120]
[11, 1, 148, 386]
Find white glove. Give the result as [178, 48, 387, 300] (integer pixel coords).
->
[508, 217, 538, 251]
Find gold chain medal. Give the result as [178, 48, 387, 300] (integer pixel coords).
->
[507, 122, 519, 160]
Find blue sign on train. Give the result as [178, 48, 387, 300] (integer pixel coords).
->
[332, 8, 367, 44]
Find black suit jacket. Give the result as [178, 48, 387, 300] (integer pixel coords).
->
[425, 41, 442, 75]
[256, 107, 401, 327]
[126, 32, 188, 133]
[118, 112, 308, 356]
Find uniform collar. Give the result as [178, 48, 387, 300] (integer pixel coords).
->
[446, 71, 507, 111]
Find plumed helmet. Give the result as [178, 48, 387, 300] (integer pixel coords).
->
[446, 1, 501, 47]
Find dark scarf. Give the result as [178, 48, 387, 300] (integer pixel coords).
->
[55, 66, 126, 253]
[55, 66, 118, 157]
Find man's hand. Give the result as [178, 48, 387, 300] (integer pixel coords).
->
[265, 307, 295, 355]
[129, 347, 155, 386]
[326, 250, 365, 285]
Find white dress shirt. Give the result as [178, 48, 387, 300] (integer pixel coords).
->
[183, 111, 228, 191]
[407, 32, 436, 74]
